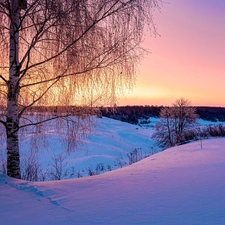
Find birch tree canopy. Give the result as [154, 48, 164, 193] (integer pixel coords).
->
[0, 0, 161, 178]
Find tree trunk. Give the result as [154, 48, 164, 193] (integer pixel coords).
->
[6, 0, 21, 179]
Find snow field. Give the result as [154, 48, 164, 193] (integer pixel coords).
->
[1, 117, 225, 224]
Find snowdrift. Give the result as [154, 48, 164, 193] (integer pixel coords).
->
[1, 138, 225, 225]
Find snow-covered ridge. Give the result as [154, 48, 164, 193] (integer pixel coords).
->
[1, 116, 225, 180]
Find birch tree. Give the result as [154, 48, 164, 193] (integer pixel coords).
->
[0, 0, 161, 178]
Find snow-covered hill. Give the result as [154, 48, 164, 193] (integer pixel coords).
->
[1, 138, 225, 225]
[2, 116, 224, 180]
[10, 117, 160, 180]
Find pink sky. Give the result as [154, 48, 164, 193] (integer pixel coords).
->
[118, 0, 225, 106]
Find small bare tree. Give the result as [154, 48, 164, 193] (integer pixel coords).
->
[0, 0, 162, 178]
[49, 153, 68, 180]
[153, 98, 199, 148]
[20, 149, 40, 181]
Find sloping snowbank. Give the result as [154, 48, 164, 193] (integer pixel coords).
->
[17, 117, 158, 179]
[1, 138, 225, 225]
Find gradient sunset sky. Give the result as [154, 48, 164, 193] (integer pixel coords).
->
[118, 0, 225, 106]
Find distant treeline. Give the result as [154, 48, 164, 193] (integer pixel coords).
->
[196, 107, 225, 122]
[99, 106, 225, 124]
[99, 105, 161, 124]
[21, 105, 225, 124]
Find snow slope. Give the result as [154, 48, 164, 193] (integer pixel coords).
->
[1, 138, 225, 225]
[18, 117, 159, 179]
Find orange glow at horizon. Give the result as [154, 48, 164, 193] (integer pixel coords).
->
[118, 0, 225, 107]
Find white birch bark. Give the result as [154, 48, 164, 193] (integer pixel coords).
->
[6, 0, 21, 178]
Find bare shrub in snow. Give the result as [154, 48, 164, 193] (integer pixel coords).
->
[49, 153, 68, 180]
[153, 98, 199, 148]
[127, 148, 143, 165]
[21, 150, 41, 181]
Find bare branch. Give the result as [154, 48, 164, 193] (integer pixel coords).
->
[0, 74, 7, 83]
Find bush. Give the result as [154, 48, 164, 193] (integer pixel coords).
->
[152, 98, 198, 148]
